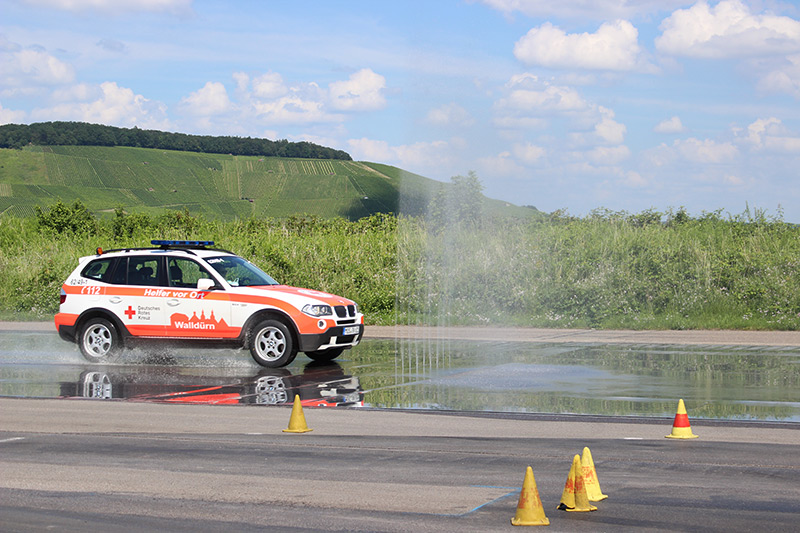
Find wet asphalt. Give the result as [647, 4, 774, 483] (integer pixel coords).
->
[2, 322, 800, 531]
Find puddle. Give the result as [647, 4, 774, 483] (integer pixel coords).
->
[2, 330, 800, 421]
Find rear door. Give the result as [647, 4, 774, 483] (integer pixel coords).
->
[105, 255, 167, 336]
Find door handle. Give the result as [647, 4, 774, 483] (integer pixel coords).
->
[109, 296, 122, 304]
[167, 299, 180, 307]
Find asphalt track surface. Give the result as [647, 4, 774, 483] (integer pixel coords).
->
[2, 323, 800, 532]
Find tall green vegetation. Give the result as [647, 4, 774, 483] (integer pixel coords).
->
[2, 201, 800, 331]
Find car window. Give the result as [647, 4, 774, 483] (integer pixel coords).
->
[81, 258, 118, 283]
[168, 257, 214, 289]
[127, 256, 164, 286]
[206, 256, 278, 287]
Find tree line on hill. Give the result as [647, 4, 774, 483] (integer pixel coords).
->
[0, 121, 352, 160]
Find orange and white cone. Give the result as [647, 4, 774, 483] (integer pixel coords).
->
[282, 394, 313, 433]
[557, 454, 597, 512]
[511, 466, 550, 526]
[581, 447, 608, 502]
[665, 399, 698, 439]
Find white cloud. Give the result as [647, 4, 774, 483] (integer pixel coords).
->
[757, 54, 800, 98]
[347, 137, 456, 174]
[763, 136, 800, 152]
[594, 106, 626, 144]
[21, 0, 193, 14]
[328, 68, 386, 111]
[512, 142, 546, 164]
[179, 81, 232, 116]
[347, 138, 394, 162]
[656, 0, 800, 59]
[736, 117, 800, 153]
[479, 0, 687, 20]
[497, 84, 589, 113]
[0, 47, 75, 89]
[514, 20, 643, 71]
[620, 170, 647, 188]
[253, 95, 340, 125]
[586, 144, 631, 165]
[477, 151, 526, 176]
[426, 103, 474, 127]
[251, 72, 288, 100]
[673, 137, 739, 163]
[654, 116, 685, 133]
[0, 103, 26, 124]
[740, 117, 783, 147]
[30, 81, 169, 129]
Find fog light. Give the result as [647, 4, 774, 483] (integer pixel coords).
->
[318, 320, 326, 330]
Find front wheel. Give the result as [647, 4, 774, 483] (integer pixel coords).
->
[78, 317, 120, 363]
[305, 347, 345, 362]
[248, 319, 297, 368]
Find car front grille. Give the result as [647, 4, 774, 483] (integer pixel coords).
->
[334, 305, 356, 318]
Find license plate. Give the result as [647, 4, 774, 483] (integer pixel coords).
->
[343, 326, 360, 336]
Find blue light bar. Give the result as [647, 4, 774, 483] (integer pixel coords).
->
[151, 240, 214, 247]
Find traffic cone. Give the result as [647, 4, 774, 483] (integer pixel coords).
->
[282, 394, 313, 433]
[511, 466, 550, 526]
[665, 399, 698, 439]
[581, 447, 608, 502]
[557, 454, 597, 512]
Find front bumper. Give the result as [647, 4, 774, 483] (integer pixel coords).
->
[298, 324, 364, 352]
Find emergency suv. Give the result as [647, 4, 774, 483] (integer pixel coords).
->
[54, 240, 364, 367]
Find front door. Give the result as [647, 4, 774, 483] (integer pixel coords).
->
[163, 257, 236, 339]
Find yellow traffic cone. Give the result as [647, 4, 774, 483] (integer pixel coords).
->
[665, 399, 698, 439]
[557, 455, 597, 512]
[282, 394, 313, 433]
[581, 447, 608, 502]
[511, 466, 550, 526]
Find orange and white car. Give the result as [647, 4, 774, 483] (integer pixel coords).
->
[54, 240, 364, 367]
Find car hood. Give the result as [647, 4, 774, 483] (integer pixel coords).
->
[243, 285, 355, 306]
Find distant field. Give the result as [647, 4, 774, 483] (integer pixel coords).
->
[1, 145, 494, 220]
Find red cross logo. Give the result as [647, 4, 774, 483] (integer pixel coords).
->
[124, 305, 136, 319]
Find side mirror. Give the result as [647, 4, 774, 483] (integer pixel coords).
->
[197, 278, 216, 291]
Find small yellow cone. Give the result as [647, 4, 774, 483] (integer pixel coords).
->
[282, 395, 312, 433]
[557, 455, 597, 512]
[665, 399, 698, 439]
[511, 466, 550, 526]
[581, 447, 608, 502]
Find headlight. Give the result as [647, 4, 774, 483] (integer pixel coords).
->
[302, 304, 333, 317]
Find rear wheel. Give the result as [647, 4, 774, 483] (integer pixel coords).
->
[248, 319, 297, 368]
[78, 317, 120, 363]
[305, 347, 345, 362]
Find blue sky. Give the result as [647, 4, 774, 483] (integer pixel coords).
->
[3, 0, 800, 220]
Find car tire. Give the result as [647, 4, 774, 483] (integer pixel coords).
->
[249, 319, 297, 368]
[78, 317, 120, 363]
[305, 347, 345, 362]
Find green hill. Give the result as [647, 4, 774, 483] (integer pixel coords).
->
[0, 145, 536, 220]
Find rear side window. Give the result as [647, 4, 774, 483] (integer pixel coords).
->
[81, 258, 119, 283]
[107, 256, 166, 286]
[128, 256, 164, 286]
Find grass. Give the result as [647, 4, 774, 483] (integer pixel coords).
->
[2, 145, 531, 222]
[3, 205, 800, 331]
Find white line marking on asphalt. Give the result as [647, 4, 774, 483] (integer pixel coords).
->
[0, 437, 25, 444]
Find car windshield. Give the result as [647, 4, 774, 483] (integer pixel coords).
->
[205, 256, 279, 287]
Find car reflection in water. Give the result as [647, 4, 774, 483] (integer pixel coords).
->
[60, 362, 363, 407]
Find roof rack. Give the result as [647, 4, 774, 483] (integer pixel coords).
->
[151, 239, 214, 248]
[95, 240, 233, 256]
